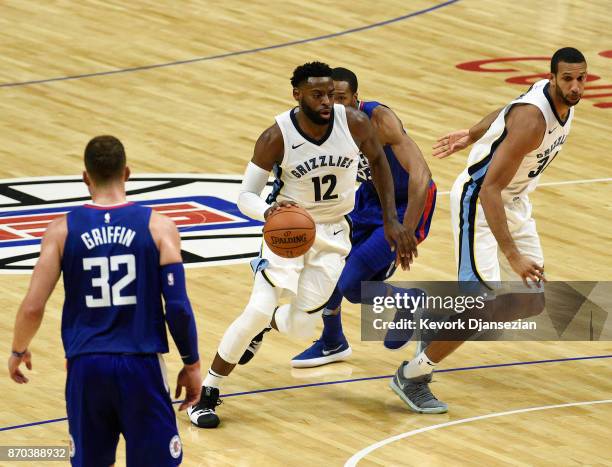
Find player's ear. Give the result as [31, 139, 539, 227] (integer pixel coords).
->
[83, 171, 91, 187]
[292, 87, 300, 102]
[124, 166, 131, 182]
[548, 72, 555, 85]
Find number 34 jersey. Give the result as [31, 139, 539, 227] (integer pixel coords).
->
[269, 103, 361, 224]
[61, 203, 168, 359]
[463, 79, 574, 202]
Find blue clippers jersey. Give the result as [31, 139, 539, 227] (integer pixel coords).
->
[61, 203, 168, 359]
[352, 100, 410, 225]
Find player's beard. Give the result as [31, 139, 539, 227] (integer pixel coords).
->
[556, 85, 581, 107]
[301, 99, 330, 125]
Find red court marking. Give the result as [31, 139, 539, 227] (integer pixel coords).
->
[457, 56, 549, 72]
[151, 204, 197, 212]
[0, 213, 64, 224]
[0, 230, 21, 241]
[505, 73, 549, 85]
[6, 221, 53, 230]
[0, 202, 235, 242]
[506, 73, 600, 86]
[164, 209, 231, 225]
[457, 53, 611, 109]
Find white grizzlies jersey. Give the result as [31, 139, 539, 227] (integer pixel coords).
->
[464, 79, 574, 201]
[269, 104, 360, 223]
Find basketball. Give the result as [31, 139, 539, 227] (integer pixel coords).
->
[263, 205, 316, 258]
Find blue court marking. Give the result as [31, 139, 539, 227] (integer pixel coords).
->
[0, 0, 460, 88]
[222, 354, 612, 398]
[1, 354, 610, 433]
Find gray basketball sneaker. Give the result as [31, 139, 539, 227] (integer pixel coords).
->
[389, 362, 448, 414]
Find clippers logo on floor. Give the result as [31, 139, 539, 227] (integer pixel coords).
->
[456, 50, 612, 109]
[0, 175, 270, 273]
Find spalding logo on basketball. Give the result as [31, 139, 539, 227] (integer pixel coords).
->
[0, 174, 272, 274]
[263, 205, 316, 258]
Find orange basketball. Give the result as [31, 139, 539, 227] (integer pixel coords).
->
[263, 205, 316, 258]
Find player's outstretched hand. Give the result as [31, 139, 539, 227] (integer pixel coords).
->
[383, 219, 414, 270]
[175, 361, 202, 411]
[507, 252, 546, 288]
[8, 350, 32, 384]
[432, 129, 471, 158]
[264, 200, 298, 220]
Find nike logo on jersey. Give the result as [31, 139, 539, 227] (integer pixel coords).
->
[333, 229, 344, 235]
[322, 344, 343, 355]
[292, 142, 306, 149]
[548, 127, 558, 134]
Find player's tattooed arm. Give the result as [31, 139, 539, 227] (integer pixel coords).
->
[373, 106, 431, 235]
[9, 216, 66, 383]
[433, 107, 504, 159]
[479, 104, 546, 286]
[346, 106, 414, 269]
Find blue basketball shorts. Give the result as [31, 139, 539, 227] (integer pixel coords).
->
[350, 180, 437, 281]
[65, 353, 182, 467]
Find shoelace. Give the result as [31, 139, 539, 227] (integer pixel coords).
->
[409, 382, 439, 405]
[196, 394, 223, 411]
[200, 401, 221, 414]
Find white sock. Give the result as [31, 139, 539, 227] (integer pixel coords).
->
[203, 368, 224, 389]
[402, 351, 436, 379]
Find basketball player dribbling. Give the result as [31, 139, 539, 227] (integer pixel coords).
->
[388, 48, 587, 413]
[188, 62, 414, 428]
[292, 67, 437, 368]
[8, 136, 202, 466]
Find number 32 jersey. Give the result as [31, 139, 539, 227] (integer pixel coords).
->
[269, 104, 361, 223]
[61, 203, 168, 359]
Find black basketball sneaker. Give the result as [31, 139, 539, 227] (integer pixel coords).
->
[187, 386, 222, 428]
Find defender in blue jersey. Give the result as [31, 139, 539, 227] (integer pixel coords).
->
[289, 68, 437, 368]
[9, 136, 201, 466]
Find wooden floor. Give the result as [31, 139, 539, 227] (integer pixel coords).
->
[1, 1, 611, 465]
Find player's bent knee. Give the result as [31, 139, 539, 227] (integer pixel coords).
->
[337, 275, 362, 304]
[248, 272, 281, 316]
[218, 306, 272, 363]
[342, 285, 362, 304]
[274, 304, 319, 339]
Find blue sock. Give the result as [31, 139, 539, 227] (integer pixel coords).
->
[321, 309, 345, 345]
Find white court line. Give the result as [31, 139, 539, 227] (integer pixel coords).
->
[436, 177, 612, 196]
[345, 399, 612, 467]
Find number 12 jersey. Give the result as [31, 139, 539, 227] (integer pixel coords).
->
[269, 104, 361, 224]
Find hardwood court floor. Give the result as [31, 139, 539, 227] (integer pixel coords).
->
[0, 1, 611, 465]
